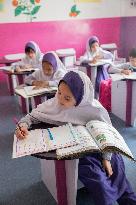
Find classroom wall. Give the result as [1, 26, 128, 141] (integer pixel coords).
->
[0, 17, 121, 57]
[0, 0, 136, 58]
[120, 16, 136, 59]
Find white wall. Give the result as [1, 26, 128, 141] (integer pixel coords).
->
[0, 0, 136, 23]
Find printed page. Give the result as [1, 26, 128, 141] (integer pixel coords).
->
[12, 123, 79, 158]
[110, 73, 124, 81]
[123, 72, 136, 80]
[24, 86, 57, 96]
[12, 129, 47, 158]
[57, 125, 99, 159]
[86, 120, 134, 160]
[110, 73, 136, 81]
[48, 123, 79, 152]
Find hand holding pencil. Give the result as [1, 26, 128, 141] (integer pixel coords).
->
[14, 117, 29, 140]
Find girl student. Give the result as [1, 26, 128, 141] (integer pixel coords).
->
[25, 51, 67, 88]
[15, 71, 136, 205]
[12, 41, 43, 72]
[80, 36, 113, 94]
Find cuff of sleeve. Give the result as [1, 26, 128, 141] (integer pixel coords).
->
[102, 152, 112, 161]
[48, 81, 57, 87]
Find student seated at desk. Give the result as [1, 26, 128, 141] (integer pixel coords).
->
[25, 51, 67, 88]
[109, 47, 136, 74]
[99, 48, 136, 111]
[80, 36, 113, 93]
[16, 71, 136, 205]
[12, 41, 43, 72]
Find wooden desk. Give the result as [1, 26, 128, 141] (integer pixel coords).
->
[56, 49, 76, 67]
[1, 67, 37, 95]
[31, 123, 80, 205]
[111, 75, 136, 127]
[15, 85, 56, 113]
[5, 53, 25, 61]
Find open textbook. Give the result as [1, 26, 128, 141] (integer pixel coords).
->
[110, 73, 136, 81]
[57, 120, 135, 160]
[12, 123, 79, 158]
[12, 120, 135, 161]
[24, 86, 57, 97]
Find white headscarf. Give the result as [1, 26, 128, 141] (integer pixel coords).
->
[21, 71, 111, 127]
[22, 41, 44, 68]
[81, 36, 113, 62]
[31, 51, 67, 84]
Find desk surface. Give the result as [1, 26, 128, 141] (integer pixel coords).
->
[15, 84, 57, 99]
[89, 59, 112, 67]
[5, 53, 25, 60]
[0, 57, 20, 65]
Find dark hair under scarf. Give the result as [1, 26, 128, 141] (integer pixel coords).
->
[89, 36, 99, 49]
[42, 53, 57, 72]
[25, 42, 36, 53]
[59, 71, 84, 106]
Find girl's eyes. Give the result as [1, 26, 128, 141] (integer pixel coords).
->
[64, 98, 70, 102]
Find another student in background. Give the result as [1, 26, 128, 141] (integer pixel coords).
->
[80, 36, 113, 95]
[12, 41, 43, 72]
[109, 47, 136, 73]
[25, 51, 67, 88]
[16, 70, 136, 205]
[99, 48, 136, 111]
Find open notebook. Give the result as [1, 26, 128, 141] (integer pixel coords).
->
[12, 123, 79, 158]
[57, 120, 135, 161]
[24, 86, 57, 97]
[110, 73, 136, 81]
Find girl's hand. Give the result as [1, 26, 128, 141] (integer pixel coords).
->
[15, 126, 29, 140]
[91, 57, 98, 64]
[102, 159, 113, 177]
[121, 69, 131, 75]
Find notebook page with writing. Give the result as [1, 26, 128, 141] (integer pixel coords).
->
[13, 123, 79, 158]
[12, 129, 47, 158]
[24, 86, 57, 96]
[47, 123, 79, 151]
[56, 125, 98, 159]
[86, 120, 134, 159]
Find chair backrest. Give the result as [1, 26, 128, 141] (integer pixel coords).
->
[100, 43, 118, 60]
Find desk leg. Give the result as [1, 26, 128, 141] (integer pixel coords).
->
[6, 74, 14, 95]
[90, 66, 97, 89]
[20, 97, 27, 113]
[126, 80, 132, 126]
[55, 160, 68, 205]
[17, 75, 24, 84]
[34, 96, 42, 107]
[65, 159, 79, 205]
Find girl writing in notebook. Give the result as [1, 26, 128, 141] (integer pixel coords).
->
[80, 36, 113, 93]
[25, 51, 67, 88]
[12, 41, 43, 72]
[15, 70, 136, 205]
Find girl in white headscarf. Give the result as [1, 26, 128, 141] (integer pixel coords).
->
[25, 51, 67, 88]
[12, 41, 43, 71]
[80, 36, 113, 94]
[15, 71, 136, 205]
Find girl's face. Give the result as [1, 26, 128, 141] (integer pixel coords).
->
[57, 82, 76, 108]
[129, 57, 136, 67]
[42, 62, 54, 76]
[90, 42, 99, 53]
[26, 49, 36, 59]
